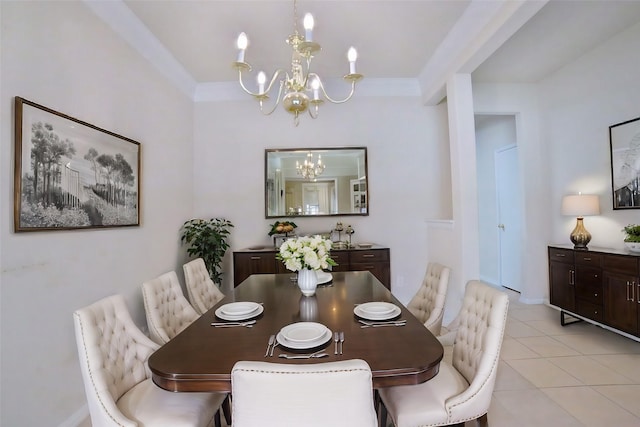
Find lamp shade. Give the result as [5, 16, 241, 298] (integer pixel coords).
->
[561, 194, 600, 217]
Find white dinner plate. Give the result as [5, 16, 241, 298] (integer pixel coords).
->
[277, 322, 332, 349]
[220, 302, 260, 316]
[317, 271, 332, 285]
[354, 302, 401, 321]
[215, 302, 263, 321]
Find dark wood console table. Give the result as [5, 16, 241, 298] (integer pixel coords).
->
[548, 244, 640, 340]
[233, 245, 390, 288]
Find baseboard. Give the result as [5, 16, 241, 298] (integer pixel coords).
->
[58, 404, 89, 427]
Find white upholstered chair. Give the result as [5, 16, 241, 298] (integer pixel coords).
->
[406, 262, 451, 335]
[142, 270, 200, 345]
[183, 258, 225, 315]
[231, 359, 378, 427]
[73, 294, 225, 427]
[379, 280, 509, 427]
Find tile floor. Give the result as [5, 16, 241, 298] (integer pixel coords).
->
[468, 288, 640, 427]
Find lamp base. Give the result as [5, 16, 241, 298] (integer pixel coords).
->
[570, 217, 592, 250]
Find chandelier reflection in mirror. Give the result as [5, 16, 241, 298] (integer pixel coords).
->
[296, 152, 325, 180]
[233, 0, 363, 126]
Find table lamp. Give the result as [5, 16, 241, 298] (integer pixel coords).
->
[561, 194, 600, 250]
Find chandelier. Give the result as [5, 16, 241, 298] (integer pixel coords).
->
[296, 152, 325, 180]
[233, 0, 363, 126]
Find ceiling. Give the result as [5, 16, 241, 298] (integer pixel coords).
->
[96, 1, 640, 100]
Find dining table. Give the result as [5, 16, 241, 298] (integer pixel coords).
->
[149, 271, 444, 393]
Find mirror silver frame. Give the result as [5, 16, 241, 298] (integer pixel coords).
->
[265, 147, 368, 218]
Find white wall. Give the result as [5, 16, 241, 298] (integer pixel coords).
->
[0, 2, 195, 426]
[540, 21, 640, 249]
[193, 97, 451, 303]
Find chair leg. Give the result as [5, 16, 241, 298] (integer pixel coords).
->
[222, 394, 232, 425]
[213, 409, 221, 427]
[378, 398, 388, 427]
[477, 413, 488, 427]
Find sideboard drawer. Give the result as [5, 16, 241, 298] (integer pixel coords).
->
[549, 248, 574, 264]
[350, 249, 389, 263]
[575, 252, 602, 267]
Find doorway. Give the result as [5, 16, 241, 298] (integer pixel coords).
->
[475, 115, 523, 292]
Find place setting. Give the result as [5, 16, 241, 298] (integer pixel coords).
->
[211, 301, 264, 327]
[353, 301, 406, 328]
[265, 321, 341, 359]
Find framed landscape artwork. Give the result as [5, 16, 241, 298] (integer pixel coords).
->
[14, 97, 141, 231]
[609, 116, 640, 210]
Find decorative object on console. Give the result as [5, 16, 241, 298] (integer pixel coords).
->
[623, 224, 640, 253]
[232, 0, 363, 126]
[269, 220, 298, 248]
[561, 193, 600, 250]
[277, 235, 336, 296]
[345, 225, 355, 247]
[609, 116, 640, 209]
[180, 218, 233, 284]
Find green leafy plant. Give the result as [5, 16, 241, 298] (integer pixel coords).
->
[622, 224, 640, 243]
[180, 218, 233, 284]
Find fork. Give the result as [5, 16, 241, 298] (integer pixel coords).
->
[211, 320, 256, 327]
[334, 331, 339, 355]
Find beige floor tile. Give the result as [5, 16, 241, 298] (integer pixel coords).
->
[517, 336, 581, 357]
[506, 358, 583, 388]
[505, 320, 547, 338]
[509, 305, 559, 322]
[500, 337, 541, 360]
[589, 354, 640, 383]
[542, 386, 640, 427]
[560, 331, 640, 355]
[492, 389, 583, 426]
[548, 356, 634, 385]
[494, 360, 536, 391]
[527, 318, 600, 336]
[592, 385, 640, 417]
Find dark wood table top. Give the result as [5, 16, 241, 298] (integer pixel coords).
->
[149, 271, 443, 392]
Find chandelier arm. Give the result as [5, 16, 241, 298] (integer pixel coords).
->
[258, 81, 285, 116]
[309, 73, 357, 104]
[237, 68, 288, 97]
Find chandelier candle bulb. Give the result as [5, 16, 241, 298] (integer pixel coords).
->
[257, 71, 266, 94]
[348, 47, 358, 74]
[303, 13, 314, 42]
[311, 78, 320, 100]
[236, 32, 248, 63]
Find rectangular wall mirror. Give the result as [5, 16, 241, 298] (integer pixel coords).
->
[265, 147, 368, 218]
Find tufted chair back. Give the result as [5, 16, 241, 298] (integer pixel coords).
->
[183, 258, 225, 315]
[141, 271, 199, 345]
[232, 359, 378, 427]
[406, 262, 450, 335]
[73, 294, 158, 427]
[447, 280, 509, 421]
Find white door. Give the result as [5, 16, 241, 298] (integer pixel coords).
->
[495, 145, 522, 292]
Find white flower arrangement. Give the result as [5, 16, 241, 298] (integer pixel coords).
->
[277, 235, 337, 272]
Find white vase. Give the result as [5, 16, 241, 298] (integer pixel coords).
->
[297, 269, 319, 296]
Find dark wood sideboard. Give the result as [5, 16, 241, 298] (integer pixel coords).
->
[233, 245, 391, 289]
[548, 244, 640, 340]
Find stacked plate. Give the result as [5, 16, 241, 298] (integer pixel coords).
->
[277, 322, 332, 349]
[215, 301, 263, 321]
[354, 302, 401, 321]
[317, 271, 333, 285]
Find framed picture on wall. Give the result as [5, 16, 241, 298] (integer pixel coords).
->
[14, 97, 141, 231]
[609, 116, 640, 210]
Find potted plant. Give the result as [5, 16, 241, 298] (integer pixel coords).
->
[622, 224, 640, 253]
[180, 218, 233, 284]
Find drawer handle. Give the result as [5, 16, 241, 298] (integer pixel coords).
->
[569, 270, 575, 286]
[594, 274, 598, 278]
[362, 254, 374, 258]
[594, 293, 598, 297]
[250, 256, 261, 260]
[583, 257, 592, 261]
[555, 253, 566, 257]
